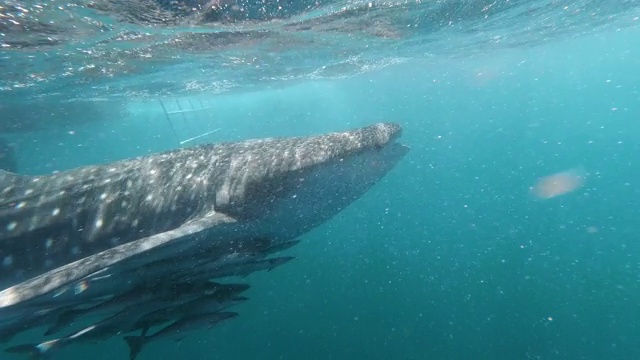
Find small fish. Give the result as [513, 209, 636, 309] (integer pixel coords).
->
[0, 306, 67, 343]
[132, 295, 248, 336]
[124, 311, 238, 360]
[44, 281, 231, 336]
[206, 256, 295, 280]
[172, 254, 294, 284]
[6, 290, 217, 358]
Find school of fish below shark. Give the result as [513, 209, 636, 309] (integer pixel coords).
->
[0, 123, 409, 359]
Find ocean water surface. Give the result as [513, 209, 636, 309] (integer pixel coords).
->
[2, 0, 640, 359]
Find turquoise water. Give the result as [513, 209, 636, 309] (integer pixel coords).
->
[3, 1, 640, 359]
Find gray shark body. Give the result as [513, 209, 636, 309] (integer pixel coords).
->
[0, 122, 407, 322]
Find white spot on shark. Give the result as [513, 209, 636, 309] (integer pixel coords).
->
[15, 201, 26, 209]
[71, 246, 80, 256]
[6, 221, 17, 231]
[52, 208, 60, 216]
[45, 238, 53, 249]
[24, 189, 33, 195]
[95, 218, 103, 228]
[100, 193, 107, 200]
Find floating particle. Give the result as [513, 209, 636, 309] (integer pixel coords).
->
[531, 168, 585, 199]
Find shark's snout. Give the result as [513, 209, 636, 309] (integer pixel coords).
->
[365, 122, 403, 149]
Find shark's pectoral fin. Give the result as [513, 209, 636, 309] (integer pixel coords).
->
[0, 211, 238, 309]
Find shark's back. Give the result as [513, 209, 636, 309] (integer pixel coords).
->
[0, 146, 223, 290]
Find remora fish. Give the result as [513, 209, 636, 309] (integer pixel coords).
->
[44, 282, 249, 336]
[0, 122, 408, 309]
[131, 295, 248, 335]
[124, 311, 239, 360]
[129, 238, 300, 285]
[197, 255, 294, 280]
[6, 288, 225, 358]
[0, 306, 69, 343]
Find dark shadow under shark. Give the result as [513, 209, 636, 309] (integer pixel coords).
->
[0, 123, 408, 316]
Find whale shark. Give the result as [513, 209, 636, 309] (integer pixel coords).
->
[0, 122, 408, 314]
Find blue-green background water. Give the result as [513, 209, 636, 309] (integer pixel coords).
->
[3, 4, 640, 359]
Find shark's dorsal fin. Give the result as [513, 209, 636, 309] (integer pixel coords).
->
[0, 169, 18, 176]
[0, 170, 25, 183]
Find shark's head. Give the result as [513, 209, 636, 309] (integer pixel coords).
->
[214, 122, 409, 240]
